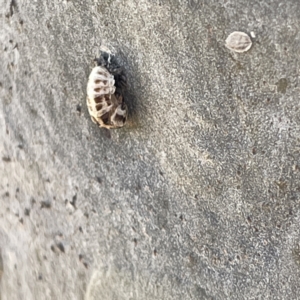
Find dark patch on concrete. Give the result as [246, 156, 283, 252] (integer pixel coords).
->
[276, 78, 288, 93]
[2, 156, 11, 162]
[40, 201, 51, 209]
[0, 249, 3, 281]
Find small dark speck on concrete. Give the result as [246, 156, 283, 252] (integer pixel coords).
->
[96, 176, 102, 184]
[0, 250, 3, 279]
[292, 246, 300, 266]
[56, 243, 65, 253]
[76, 104, 81, 115]
[79, 254, 89, 269]
[70, 194, 77, 208]
[276, 181, 287, 190]
[276, 78, 288, 93]
[2, 156, 11, 162]
[40, 201, 51, 209]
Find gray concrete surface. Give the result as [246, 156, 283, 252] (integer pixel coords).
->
[1, 0, 300, 299]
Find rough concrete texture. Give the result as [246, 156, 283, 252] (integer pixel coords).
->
[1, 0, 300, 299]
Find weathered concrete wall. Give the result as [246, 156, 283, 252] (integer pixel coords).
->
[1, 0, 300, 299]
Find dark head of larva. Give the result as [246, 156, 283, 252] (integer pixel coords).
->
[95, 52, 124, 78]
[94, 51, 127, 95]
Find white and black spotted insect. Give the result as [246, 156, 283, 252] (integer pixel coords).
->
[86, 52, 128, 129]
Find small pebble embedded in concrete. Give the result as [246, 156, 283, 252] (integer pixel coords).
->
[225, 31, 252, 53]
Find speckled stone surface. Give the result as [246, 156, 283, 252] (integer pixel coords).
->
[1, 0, 300, 299]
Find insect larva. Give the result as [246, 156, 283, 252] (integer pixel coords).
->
[86, 52, 128, 129]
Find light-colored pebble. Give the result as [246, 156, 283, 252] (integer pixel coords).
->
[225, 31, 252, 53]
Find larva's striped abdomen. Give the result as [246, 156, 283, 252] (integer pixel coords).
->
[86, 65, 127, 129]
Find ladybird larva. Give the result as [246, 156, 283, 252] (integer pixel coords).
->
[86, 52, 128, 129]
